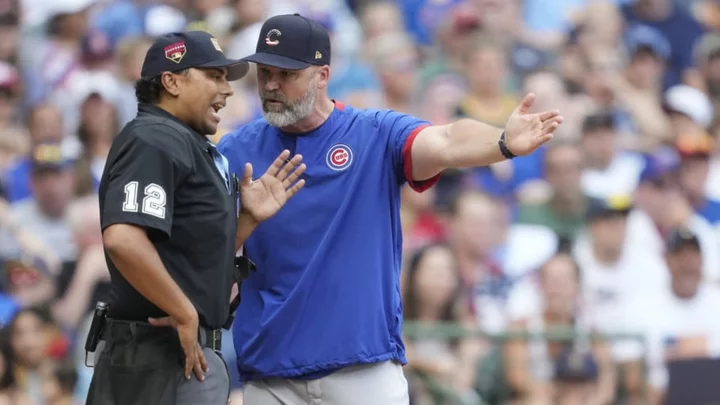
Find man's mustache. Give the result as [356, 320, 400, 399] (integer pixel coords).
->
[261, 92, 287, 103]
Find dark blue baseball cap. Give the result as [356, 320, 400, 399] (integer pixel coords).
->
[241, 13, 331, 70]
[140, 31, 249, 81]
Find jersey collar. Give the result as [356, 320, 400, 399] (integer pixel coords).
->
[138, 103, 208, 147]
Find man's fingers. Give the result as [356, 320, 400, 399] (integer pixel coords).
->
[542, 121, 561, 136]
[193, 346, 206, 381]
[282, 163, 306, 188]
[199, 346, 209, 372]
[286, 179, 306, 199]
[538, 110, 561, 121]
[275, 154, 303, 180]
[148, 317, 174, 327]
[242, 163, 253, 186]
[184, 351, 195, 380]
[268, 150, 291, 175]
[534, 133, 554, 148]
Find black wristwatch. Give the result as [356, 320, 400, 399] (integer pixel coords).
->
[498, 131, 516, 159]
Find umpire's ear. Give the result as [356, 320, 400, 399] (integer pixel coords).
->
[315, 65, 331, 90]
[160, 70, 187, 97]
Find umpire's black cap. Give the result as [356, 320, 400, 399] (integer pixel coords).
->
[241, 13, 331, 70]
[140, 31, 249, 81]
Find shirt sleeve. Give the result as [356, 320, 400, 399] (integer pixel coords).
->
[101, 135, 189, 239]
[374, 110, 435, 192]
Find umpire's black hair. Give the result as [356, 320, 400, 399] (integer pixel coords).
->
[134, 69, 188, 105]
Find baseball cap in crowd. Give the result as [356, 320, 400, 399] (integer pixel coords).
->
[665, 227, 701, 253]
[639, 147, 680, 184]
[241, 13, 331, 70]
[585, 195, 632, 222]
[140, 31, 249, 81]
[624, 24, 671, 61]
[30, 142, 75, 173]
[675, 133, 714, 159]
[581, 111, 615, 134]
[663, 85, 714, 129]
[553, 347, 599, 382]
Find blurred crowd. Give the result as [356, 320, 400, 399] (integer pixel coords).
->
[0, 0, 719, 404]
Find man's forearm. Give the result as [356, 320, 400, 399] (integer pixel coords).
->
[103, 224, 196, 323]
[235, 212, 259, 251]
[442, 119, 506, 168]
[411, 119, 506, 181]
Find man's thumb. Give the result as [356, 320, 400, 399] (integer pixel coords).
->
[242, 163, 253, 186]
[516, 92, 536, 115]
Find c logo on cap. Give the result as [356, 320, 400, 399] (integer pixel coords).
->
[326, 144, 353, 171]
[265, 29, 281, 46]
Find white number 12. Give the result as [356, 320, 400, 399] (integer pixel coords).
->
[122, 181, 167, 219]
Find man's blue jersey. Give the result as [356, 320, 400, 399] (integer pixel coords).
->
[217, 101, 438, 381]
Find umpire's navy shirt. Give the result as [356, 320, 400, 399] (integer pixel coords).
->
[219, 101, 437, 380]
[99, 103, 237, 330]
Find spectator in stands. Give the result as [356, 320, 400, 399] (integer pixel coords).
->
[365, 31, 419, 114]
[579, 111, 645, 199]
[0, 332, 21, 405]
[2, 103, 65, 203]
[400, 184, 446, 259]
[6, 306, 69, 405]
[113, 35, 152, 127]
[620, 228, 720, 405]
[51, 195, 108, 331]
[663, 84, 714, 139]
[620, 0, 706, 90]
[2, 256, 55, 309]
[402, 243, 483, 405]
[73, 92, 118, 195]
[0, 143, 77, 264]
[692, 33, 720, 118]
[517, 140, 587, 241]
[675, 133, 720, 233]
[628, 148, 720, 282]
[39, 357, 79, 405]
[552, 346, 601, 405]
[504, 252, 616, 405]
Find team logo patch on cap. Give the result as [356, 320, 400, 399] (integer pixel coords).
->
[326, 144, 353, 171]
[164, 41, 186, 63]
[265, 29, 282, 46]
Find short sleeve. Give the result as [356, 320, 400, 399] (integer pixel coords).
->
[101, 136, 188, 238]
[374, 110, 435, 192]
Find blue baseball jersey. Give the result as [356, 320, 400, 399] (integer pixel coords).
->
[217, 101, 437, 381]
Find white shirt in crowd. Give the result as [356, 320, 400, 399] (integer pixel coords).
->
[581, 152, 646, 200]
[617, 284, 720, 390]
[625, 209, 720, 283]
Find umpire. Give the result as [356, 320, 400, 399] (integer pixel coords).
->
[84, 31, 305, 405]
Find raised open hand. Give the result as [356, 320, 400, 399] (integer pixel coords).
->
[240, 150, 306, 223]
[504, 93, 564, 156]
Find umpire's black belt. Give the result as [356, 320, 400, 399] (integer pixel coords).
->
[102, 319, 223, 351]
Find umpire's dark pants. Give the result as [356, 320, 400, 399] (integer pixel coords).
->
[85, 320, 230, 405]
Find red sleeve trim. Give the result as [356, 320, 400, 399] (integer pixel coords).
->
[402, 124, 440, 193]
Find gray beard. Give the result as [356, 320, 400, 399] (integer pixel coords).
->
[261, 81, 316, 128]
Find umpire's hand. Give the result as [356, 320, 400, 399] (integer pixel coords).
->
[148, 312, 209, 381]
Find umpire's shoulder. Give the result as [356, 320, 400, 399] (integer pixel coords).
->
[116, 121, 194, 168]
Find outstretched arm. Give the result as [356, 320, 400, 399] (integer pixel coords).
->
[408, 93, 563, 181]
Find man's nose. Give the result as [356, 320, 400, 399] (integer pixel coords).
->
[263, 79, 280, 92]
[220, 79, 234, 97]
